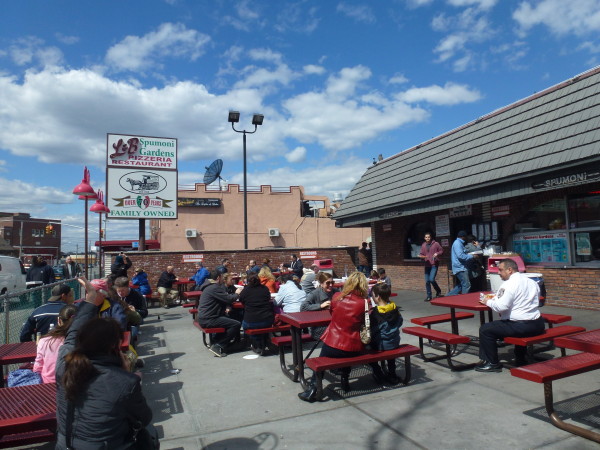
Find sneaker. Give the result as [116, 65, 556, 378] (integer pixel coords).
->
[424, 297, 432, 302]
[386, 374, 401, 385]
[163, 305, 170, 309]
[436, 292, 444, 297]
[209, 344, 227, 357]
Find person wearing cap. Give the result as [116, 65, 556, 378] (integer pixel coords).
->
[19, 284, 74, 342]
[90, 278, 128, 331]
[446, 230, 474, 296]
[110, 252, 132, 280]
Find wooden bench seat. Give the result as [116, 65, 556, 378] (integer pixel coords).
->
[504, 325, 586, 358]
[193, 321, 226, 348]
[0, 429, 56, 449]
[510, 352, 600, 443]
[145, 293, 160, 307]
[403, 326, 474, 371]
[305, 344, 420, 400]
[411, 312, 475, 327]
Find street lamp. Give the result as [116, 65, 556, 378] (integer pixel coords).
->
[228, 111, 264, 249]
[90, 189, 110, 275]
[72, 166, 96, 276]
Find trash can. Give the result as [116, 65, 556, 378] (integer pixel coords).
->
[487, 254, 527, 291]
[523, 272, 547, 306]
[313, 259, 334, 275]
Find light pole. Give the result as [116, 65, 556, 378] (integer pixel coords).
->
[228, 111, 264, 249]
[72, 166, 96, 277]
[90, 189, 110, 275]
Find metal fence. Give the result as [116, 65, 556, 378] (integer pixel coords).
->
[0, 279, 82, 344]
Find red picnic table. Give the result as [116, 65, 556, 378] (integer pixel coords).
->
[555, 329, 600, 354]
[0, 382, 57, 447]
[278, 310, 332, 389]
[430, 292, 494, 335]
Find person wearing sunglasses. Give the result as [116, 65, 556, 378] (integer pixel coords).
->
[300, 272, 339, 340]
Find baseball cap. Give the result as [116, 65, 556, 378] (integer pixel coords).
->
[49, 284, 71, 302]
[90, 279, 109, 297]
[457, 230, 468, 237]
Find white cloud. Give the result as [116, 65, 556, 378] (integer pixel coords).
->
[8, 36, 64, 67]
[432, 8, 495, 68]
[105, 23, 210, 72]
[274, 4, 321, 33]
[248, 48, 283, 64]
[222, 0, 266, 31]
[336, 3, 376, 24]
[389, 73, 409, 84]
[513, 0, 600, 36]
[399, 82, 482, 105]
[303, 64, 326, 75]
[0, 160, 6, 172]
[282, 66, 430, 151]
[0, 177, 73, 210]
[447, 0, 497, 10]
[232, 157, 372, 198]
[235, 63, 298, 89]
[285, 146, 307, 163]
[55, 33, 79, 45]
[406, 0, 434, 8]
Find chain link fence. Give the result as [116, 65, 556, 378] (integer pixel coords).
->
[0, 279, 82, 344]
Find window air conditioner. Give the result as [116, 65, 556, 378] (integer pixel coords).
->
[268, 228, 280, 237]
[185, 229, 197, 238]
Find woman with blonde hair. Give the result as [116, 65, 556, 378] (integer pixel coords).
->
[258, 266, 277, 293]
[298, 271, 372, 402]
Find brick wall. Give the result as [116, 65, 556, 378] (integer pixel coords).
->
[107, 247, 357, 288]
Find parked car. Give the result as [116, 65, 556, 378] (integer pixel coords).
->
[0, 255, 27, 295]
[52, 265, 64, 281]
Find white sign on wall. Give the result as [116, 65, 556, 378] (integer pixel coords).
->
[107, 168, 178, 219]
[107, 134, 177, 169]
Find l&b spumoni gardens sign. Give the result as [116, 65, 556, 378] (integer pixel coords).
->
[106, 134, 178, 219]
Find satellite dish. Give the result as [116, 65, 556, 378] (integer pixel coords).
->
[203, 159, 224, 187]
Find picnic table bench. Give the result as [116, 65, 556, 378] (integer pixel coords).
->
[403, 326, 474, 371]
[510, 352, 600, 443]
[305, 344, 420, 400]
[503, 325, 586, 358]
[411, 312, 475, 328]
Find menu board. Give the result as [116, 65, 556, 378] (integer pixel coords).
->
[512, 231, 569, 264]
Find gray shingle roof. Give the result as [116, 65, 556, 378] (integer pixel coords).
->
[334, 67, 600, 226]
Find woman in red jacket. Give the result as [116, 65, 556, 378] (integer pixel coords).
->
[298, 271, 370, 402]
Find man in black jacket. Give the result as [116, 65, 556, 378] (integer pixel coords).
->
[197, 269, 243, 357]
[157, 266, 178, 308]
[20, 284, 74, 341]
[61, 256, 82, 279]
[26, 256, 55, 288]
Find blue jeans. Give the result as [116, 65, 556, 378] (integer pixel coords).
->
[447, 271, 471, 296]
[357, 265, 369, 275]
[243, 319, 273, 348]
[424, 266, 441, 299]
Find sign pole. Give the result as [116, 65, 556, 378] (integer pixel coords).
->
[139, 219, 146, 251]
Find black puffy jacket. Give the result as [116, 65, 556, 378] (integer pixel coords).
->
[55, 301, 152, 449]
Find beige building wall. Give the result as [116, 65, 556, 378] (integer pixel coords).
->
[153, 184, 370, 251]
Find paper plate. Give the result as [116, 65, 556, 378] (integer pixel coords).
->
[243, 354, 259, 360]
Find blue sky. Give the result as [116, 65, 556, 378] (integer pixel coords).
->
[1, 0, 600, 252]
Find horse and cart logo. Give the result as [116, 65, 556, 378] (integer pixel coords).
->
[119, 171, 166, 194]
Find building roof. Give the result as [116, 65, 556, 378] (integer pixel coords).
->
[334, 66, 600, 226]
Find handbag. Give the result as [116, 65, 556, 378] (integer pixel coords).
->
[360, 298, 371, 344]
[131, 420, 160, 449]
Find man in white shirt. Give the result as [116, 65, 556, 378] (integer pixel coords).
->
[476, 259, 545, 372]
